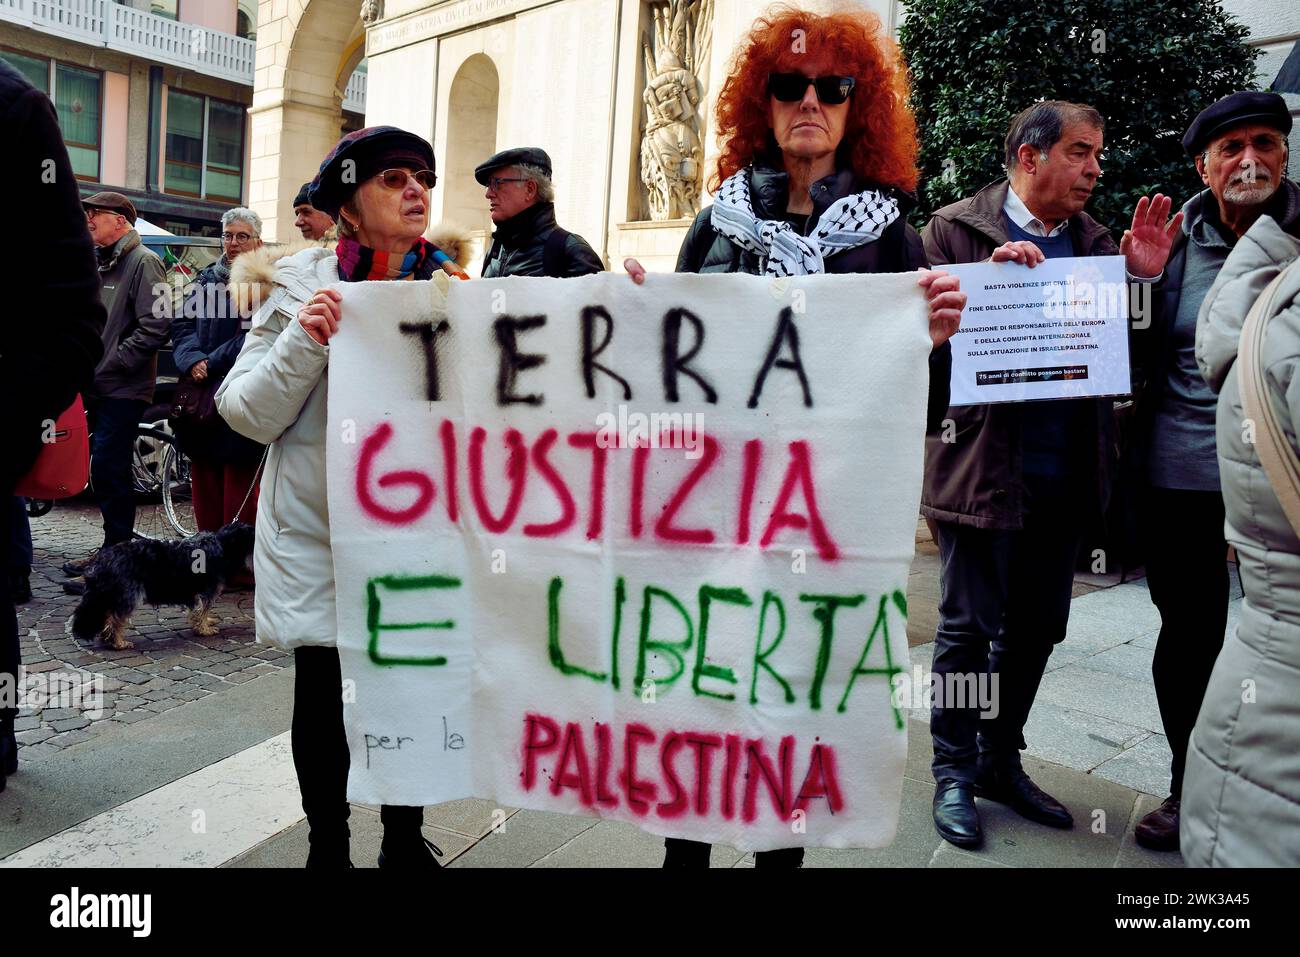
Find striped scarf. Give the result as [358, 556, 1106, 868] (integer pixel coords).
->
[710, 168, 900, 276]
[336, 236, 438, 282]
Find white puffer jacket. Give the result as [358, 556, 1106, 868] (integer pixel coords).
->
[218, 227, 467, 650]
[1184, 215, 1300, 866]
[217, 245, 341, 648]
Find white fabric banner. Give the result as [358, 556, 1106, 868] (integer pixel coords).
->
[325, 271, 929, 851]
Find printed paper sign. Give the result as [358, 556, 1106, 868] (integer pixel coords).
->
[325, 272, 930, 850]
[943, 255, 1131, 405]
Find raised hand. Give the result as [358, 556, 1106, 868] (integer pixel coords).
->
[1121, 194, 1183, 280]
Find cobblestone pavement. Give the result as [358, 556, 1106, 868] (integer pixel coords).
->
[13, 499, 289, 759]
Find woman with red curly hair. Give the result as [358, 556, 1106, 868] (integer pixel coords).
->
[629, 6, 966, 868]
[627, 4, 961, 363]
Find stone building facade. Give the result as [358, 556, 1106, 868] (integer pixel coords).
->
[250, 0, 1298, 270]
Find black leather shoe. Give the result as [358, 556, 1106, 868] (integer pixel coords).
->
[378, 834, 444, 868]
[933, 781, 983, 848]
[1134, 796, 1180, 851]
[975, 764, 1073, 828]
[304, 825, 352, 868]
[305, 841, 353, 868]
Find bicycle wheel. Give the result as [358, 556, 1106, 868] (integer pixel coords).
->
[132, 425, 193, 540]
[25, 499, 54, 518]
[160, 441, 195, 537]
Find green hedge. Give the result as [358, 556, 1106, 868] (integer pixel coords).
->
[899, 0, 1260, 233]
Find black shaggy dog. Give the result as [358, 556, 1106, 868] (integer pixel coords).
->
[70, 522, 256, 650]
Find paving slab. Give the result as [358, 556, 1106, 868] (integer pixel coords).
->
[1067, 583, 1165, 634]
[1036, 667, 1164, 734]
[962, 757, 1141, 868]
[224, 806, 474, 869]
[423, 798, 514, 839]
[1091, 733, 1174, 798]
[1022, 701, 1150, 773]
[1071, 640, 1157, 684]
[451, 809, 600, 868]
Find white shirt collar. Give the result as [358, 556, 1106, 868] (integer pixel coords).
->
[1003, 182, 1069, 238]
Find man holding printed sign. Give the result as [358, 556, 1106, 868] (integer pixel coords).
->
[920, 100, 1182, 849]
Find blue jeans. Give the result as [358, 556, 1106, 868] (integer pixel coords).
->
[88, 397, 148, 547]
[930, 478, 1082, 784]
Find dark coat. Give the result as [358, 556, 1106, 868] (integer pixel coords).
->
[481, 201, 604, 278]
[90, 230, 168, 402]
[920, 179, 1122, 530]
[170, 259, 265, 463]
[0, 59, 104, 488]
[676, 164, 952, 432]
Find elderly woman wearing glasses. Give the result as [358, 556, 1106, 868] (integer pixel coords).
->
[217, 127, 468, 869]
[625, 7, 965, 867]
[170, 207, 267, 539]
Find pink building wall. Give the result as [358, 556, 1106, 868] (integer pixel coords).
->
[179, 0, 236, 35]
[101, 70, 129, 186]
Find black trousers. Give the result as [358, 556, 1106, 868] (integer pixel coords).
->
[663, 836, 805, 868]
[291, 646, 423, 839]
[1142, 485, 1230, 799]
[931, 478, 1082, 784]
[88, 397, 147, 547]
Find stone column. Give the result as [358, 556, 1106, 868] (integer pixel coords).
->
[249, 0, 361, 241]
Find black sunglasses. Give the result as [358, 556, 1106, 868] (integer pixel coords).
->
[767, 73, 856, 105]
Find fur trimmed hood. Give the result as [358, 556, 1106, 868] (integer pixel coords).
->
[229, 222, 473, 313]
[229, 239, 326, 313]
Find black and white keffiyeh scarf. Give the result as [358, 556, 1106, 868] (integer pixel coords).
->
[710, 168, 900, 276]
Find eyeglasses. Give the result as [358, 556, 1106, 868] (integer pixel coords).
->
[486, 176, 528, 191]
[767, 73, 856, 105]
[222, 231, 254, 244]
[85, 208, 118, 220]
[1210, 134, 1285, 160]
[376, 168, 437, 191]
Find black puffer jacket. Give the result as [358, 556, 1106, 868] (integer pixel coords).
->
[676, 164, 951, 431]
[481, 201, 605, 278]
[0, 59, 104, 488]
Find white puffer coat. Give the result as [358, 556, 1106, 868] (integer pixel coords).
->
[217, 245, 341, 648]
[1184, 215, 1300, 866]
[218, 227, 466, 650]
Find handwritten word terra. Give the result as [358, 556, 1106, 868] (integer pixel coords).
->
[400, 305, 814, 409]
[354, 420, 841, 560]
[521, 714, 844, 823]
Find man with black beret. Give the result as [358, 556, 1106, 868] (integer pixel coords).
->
[1130, 90, 1300, 852]
[475, 146, 604, 278]
[292, 182, 335, 241]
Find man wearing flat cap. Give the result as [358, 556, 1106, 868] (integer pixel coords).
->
[63, 191, 168, 575]
[1129, 90, 1300, 853]
[292, 182, 335, 241]
[476, 147, 603, 278]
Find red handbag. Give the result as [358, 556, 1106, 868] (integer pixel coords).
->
[15, 394, 90, 499]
